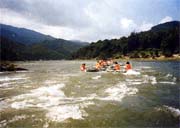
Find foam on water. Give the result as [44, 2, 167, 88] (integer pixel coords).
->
[0, 81, 28, 88]
[173, 77, 177, 82]
[141, 66, 152, 69]
[0, 76, 28, 82]
[165, 73, 173, 78]
[142, 75, 157, 85]
[125, 79, 143, 85]
[159, 81, 176, 85]
[125, 75, 157, 85]
[92, 75, 101, 80]
[46, 105, 88, 122]
[103, 82, 138, 102]
[44, 80, 57, 85]
[163, 105, 180, 118]
[11, 84, 66, 109]
[123, 70, 141, 75]
[8, 80, 139, 122]
[0, 100, 9, 111]
[156, 106, 180, 118]
[0, 82, 14, 88]
[9, 83, 92, 122]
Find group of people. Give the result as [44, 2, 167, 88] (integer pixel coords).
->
[80, 59, 132, 72]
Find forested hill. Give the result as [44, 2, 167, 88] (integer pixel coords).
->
[0, 24, 55, 44]
[73, 21, 179, 59]
[0, 24, 89, 60]
[0, 37, 88, 60]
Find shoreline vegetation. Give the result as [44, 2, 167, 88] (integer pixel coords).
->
[75, 54, 180, 61]
[117, 54, 180, 61]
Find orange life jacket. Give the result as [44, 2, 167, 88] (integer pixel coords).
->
[95, 63, 101, 69]
[125, 64, 132, 71]
[103, 61, 108, 66]
[114, 64, 120, 71]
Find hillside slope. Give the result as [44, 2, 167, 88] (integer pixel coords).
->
[0, 24, 89, 60]
[0, 37, 89, 60]
[0, 24, 55, 44]
[73, 21, 179, 59]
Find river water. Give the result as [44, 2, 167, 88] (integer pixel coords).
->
[0, 60, 179, 128]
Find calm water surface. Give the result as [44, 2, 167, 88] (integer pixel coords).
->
[0, 60, 179, 128]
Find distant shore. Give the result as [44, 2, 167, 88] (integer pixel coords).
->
[0, 54, 179, 62]
[116, 54, 180, 61]
[76, 54, 180, 61]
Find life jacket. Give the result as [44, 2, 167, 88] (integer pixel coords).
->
[125, 64, 132, 71]
[95, 63, 101, 69]
[99, 60, 104, 67]
[103, 61, 108, 66]
[80, 65, 86, 71]
[114, 64, 120, 71]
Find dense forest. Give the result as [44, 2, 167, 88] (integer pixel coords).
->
[73, 21, 179, 59]
[0, 37, 88, 60]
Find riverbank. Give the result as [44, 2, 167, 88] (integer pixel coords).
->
[75, 54, 180, 62]
[115, 54, 180, 61]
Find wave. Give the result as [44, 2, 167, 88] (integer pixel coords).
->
[123, 70, 141, 75]
[9, 83, 92, 122]
[8, 81, 139, 122]
[155, 105, 180, 118]
[0, 99, 9, 111]
[11, 84, 66, 109]
[0, 81, 28, 88]
[46, 104, 88, 122]
[141, 66, 152, 69]
[142, 75, 157, 85]
[159, 81, 176, 85]
[125, 75, 157, 85]
[92, 75, 101, 80]
[101, 82, 138, 102]
[165, 73, 173, 78]
[0, 76, 28, 82]
[163, 105, 180, 118]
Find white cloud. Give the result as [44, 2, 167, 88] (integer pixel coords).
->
[0, 8, 32, 28]
[0, 0, 177, 42]
[138, 22, 153, 31]
[159, 16, 173, 24]
[120, 18, 136, 29]
[0, 8, 77, 40]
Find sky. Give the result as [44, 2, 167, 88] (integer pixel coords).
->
[0, 0, 179, 42]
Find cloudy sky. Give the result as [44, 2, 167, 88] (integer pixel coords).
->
[0, 0, 179, 42]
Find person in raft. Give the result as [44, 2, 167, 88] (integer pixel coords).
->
[80, 63, 86, 72]
[95, 61, 101, 70]
[125, 61, 132, 71]
[114, 62, 120, 71]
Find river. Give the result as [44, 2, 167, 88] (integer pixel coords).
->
[0, 60, 179, 128]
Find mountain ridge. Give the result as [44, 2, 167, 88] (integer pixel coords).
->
[0, 24, 55, 44]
